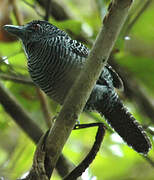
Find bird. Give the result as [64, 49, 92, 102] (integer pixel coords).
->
[4, 20, 151, 154]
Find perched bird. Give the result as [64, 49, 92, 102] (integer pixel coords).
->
[4, 20, 151, 154]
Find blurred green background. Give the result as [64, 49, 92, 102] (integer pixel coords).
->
[0, 0, 154, 179]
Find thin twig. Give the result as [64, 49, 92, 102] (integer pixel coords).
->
[86, 112, 113, 133]
[143, 156, 154, 168]
[125, 0, 152, 35]
[44, 0, 51, 21]
[0, 50, 22, 63]
[0, 60, 20, 76]
[36, 88, 53, 127]
[22, 0, 44, 18]
[36, 0, 71, 21]
[64, 123, 105, 180]
[0, 73, 34, 85]
[0, 81, 42, 143]
[12, 0, 24, 25]
[147, 128, 154, 136]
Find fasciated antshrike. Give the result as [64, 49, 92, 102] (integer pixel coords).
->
[4, 20, 151, 154]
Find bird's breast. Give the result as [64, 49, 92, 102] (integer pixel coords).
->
[25, 40, 84, 104]
[27, 55, 81, 104]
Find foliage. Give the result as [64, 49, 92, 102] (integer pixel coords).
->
[0, 0, 154, 179]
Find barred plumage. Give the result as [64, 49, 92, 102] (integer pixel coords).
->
[4, 20, 151, 154]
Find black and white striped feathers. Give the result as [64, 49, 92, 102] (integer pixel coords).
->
[23, 20, 123, 104]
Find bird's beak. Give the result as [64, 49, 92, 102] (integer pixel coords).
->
[3, 25, 25, 38]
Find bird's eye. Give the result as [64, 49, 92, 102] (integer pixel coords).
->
[32, 23, 41, 31]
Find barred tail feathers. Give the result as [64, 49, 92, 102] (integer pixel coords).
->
[103, 102, 151, 154]
[92, 86, 151, 154]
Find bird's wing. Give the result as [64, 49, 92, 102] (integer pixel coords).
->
[67, 39, 89, 58]
[64, 38, 123, 90]
[98, 64, 124, 90]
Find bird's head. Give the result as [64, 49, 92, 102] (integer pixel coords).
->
[3, 20, 65, 44]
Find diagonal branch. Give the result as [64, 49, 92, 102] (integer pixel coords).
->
[125, 0, 152, 35]
[0, 81, 42, 142]
[0, 73, 34, 85]
[0, 82, 76, 179]
[36, 88, 53, 127]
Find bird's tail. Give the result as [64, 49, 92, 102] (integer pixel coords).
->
[88, 86, 151, 154]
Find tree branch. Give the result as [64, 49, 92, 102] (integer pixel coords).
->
[36, 0, 71, 21]
[64, 123, 106, 180]
[0, 82, 76, 179]
[22, 0, 44, 18]
[36, 88, 53, 127]
[143, 156, 154, 168]
[125, 0, 152, 35]
[44, 0, 51, 21]
[36, 0, 133, 179]
[0, 73, 34, 85]
[12, 0, 24, 25]
[0, 81, 41, 143]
